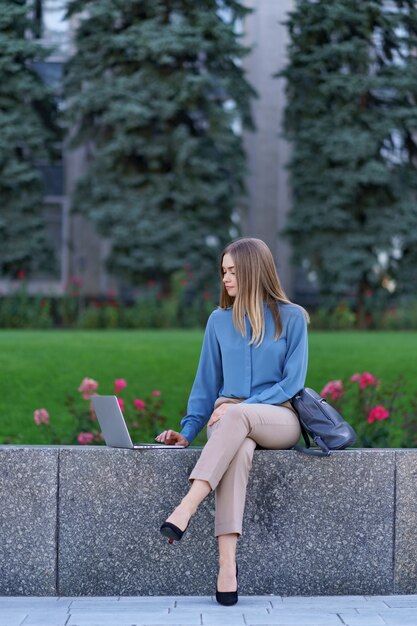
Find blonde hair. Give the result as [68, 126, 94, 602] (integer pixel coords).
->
[219, 237, 309, 346]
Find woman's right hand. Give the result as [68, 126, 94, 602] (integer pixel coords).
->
[155, 429, 189, 447]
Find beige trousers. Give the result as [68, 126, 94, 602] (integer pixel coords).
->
[189, 397, 301, 537]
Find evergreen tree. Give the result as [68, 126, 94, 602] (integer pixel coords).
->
[281, 0, 417, 325]
[0, 1, 60, 277]
[64, 0, 255, 289]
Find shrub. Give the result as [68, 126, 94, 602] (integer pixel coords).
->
[32, 377, 168, 445]
[0, 268, 216, 329]
[320, 372, 417, 448]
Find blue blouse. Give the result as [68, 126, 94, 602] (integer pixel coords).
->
[179, 302, 308, 444]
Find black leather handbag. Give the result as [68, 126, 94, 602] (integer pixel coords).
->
[291, 387, 357, 456]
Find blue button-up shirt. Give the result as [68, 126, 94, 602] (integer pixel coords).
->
[180, 302, 308, 444]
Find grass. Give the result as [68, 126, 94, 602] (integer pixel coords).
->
[1, 329, 417, 445]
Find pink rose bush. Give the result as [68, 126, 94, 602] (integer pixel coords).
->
[33, 377, 167, 445]
[114, 379, 127, 393]
[319, 370, 417, 448]
[78, 432, 95, 445]
[78, 377, 98, 400]
[367, 405, 390, 424]
[34, 408, 49, 426]
[320, 380, 344, 400]
[350, 372, 379, 389]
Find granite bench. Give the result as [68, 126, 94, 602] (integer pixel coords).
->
[0, 446, 416, 596]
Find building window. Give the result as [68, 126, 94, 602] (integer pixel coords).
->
[33, 0, 69, 54]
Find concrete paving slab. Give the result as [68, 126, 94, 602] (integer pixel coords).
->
[244, 609, 343, 625]
[69, 598, 175, 610]
[67, 620, 140, 626]
[118, 597, 177, 605]
[0, 609, 28, 620]
[382, 598, 417, 608]
[0, 619, 27, 626]
[67, 612, 200, 626]
[338, 613, 385, 625]
[19, 612, 69, 626]
[0, 598, 63, 606]
[372, 609, 417, 624]
[365, 595, 417, 600]
[277, 597, 389, 609]
[20, 621, 68, 626]
[201, 614, 245, 625]
[2, 595, 417, 626]
[173, 596, 216, 607]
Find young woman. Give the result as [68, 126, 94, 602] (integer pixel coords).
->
[155, 237, 309, 605]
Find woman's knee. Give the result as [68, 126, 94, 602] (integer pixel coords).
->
[223, 403, 249, 423]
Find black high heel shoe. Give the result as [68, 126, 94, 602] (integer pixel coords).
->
[216, 563, 238, 606]
[160, 520, 189, 544]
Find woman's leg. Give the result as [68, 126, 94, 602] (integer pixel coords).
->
[189, 402, 300, 491]
[217, 533, 238, 592]
[165, 402, 300, 536]
[214, 435, 256, 537]
[212, 405, 299, 592]
[164, 478, 211, 532]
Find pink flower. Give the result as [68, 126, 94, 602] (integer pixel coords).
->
[134, 399, 146, 410]
[320, 380, 344, 400]
[78, 377, 99, 400]
[367, 405, 390, 424]
[132, 421, 140, 427]
[152, 390, 161, 397]
[117, 397, 124, 412]
[34, 408, 49, 426]
[78, 432, 95, 445]
[350, 372, 379, 389]
[359, 372, 379, 389]
[114, 378, 127, 393]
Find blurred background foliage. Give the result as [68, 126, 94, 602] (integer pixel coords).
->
[63, 0, 256, 288]
[0, 1, 61, 277]
[2, 0, 417, 326]
[281, 0, 417, 327]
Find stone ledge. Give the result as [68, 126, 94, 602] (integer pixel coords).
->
[0, 446, 415, 596]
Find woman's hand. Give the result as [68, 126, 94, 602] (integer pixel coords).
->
[207, 403, 231, 427]
[155, 430, 189, 447]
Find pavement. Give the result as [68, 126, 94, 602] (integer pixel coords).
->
[1, 595, 417, 626]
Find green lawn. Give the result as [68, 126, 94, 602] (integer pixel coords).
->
[1, 329, 416, 445]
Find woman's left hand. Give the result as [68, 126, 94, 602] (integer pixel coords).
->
[207, 403, 231, 427]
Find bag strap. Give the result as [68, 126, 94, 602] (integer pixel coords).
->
[300, 424, 311, 448]
[293, 435, 331, 457]
[293, 445, 331, 457]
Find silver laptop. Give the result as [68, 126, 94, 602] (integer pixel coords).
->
[92, 395, 185, 449]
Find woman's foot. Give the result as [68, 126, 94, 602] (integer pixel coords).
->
[160, 503, 194, 542]
[216, 561, 238, 606]
[165, 503, 193, 533]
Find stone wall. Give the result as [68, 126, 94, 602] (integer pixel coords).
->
[0, 446, 416, 596]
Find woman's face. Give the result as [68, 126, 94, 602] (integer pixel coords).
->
[222, 253, 238, 297]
